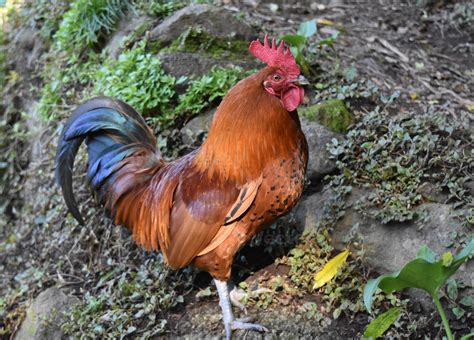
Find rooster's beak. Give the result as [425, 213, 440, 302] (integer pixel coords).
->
[292, 75, 309, 86]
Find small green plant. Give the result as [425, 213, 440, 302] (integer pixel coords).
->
[134, 0, 185, 19]
[327, 105, 472, 224]
[54, 0, 130, 52]
[282, 19, 317, 77]
[62, 260, 184, 338]
[176, 66, 254, 115]
[364, 239, 474, 340]
[94, 42, 178, 122]
[282, 19, 339, 77]
[275, 230, 368, 322]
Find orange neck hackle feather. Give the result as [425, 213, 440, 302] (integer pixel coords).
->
[194, 67, 303, 183]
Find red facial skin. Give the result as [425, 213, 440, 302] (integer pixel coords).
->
[263, 71, 305, 112]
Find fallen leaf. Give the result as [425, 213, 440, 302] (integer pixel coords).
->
[317, 18, 334, 25]
[313, 250, 350, 289]
[196, 287, 212, 299]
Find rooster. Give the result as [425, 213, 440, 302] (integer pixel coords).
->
[55, 35, 308, 338]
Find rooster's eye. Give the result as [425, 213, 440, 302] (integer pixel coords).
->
[272, 74, 282, 81]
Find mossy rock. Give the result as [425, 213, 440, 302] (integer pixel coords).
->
[299, 99, 353, 133]
[163, 28, 250, 61]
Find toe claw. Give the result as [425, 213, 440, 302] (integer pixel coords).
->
[231, 321, 269, 333]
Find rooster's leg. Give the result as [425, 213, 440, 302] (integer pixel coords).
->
[214, 279, 268, 340]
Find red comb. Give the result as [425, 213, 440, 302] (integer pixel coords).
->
[249, 34, 300, 75]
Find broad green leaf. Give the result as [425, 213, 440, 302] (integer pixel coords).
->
[364, 239, 473, 313]
[281, 35, 306, 48]
[364, 307, 400, 339]
[297, 19, 317, 38]
[313, 250, 349, 289]
[460, 332, 474, 340]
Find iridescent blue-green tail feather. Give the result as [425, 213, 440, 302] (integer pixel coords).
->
[55, 96, 160, 224]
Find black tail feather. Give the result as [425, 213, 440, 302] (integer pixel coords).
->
[55, 96, 158, 224]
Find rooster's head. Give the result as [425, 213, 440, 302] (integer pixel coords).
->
[249, 35, 308, 112]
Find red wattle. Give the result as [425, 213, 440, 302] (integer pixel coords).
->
[282, 86, 304, 112]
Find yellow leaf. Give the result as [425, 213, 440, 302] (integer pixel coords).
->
[409, 93, 418, 100]
[317, 19, 335, 26]
[313, 250, 350, 289]
[466, 104, 474, 112]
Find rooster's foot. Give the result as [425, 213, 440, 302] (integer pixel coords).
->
[229, 282, 272, 312]
[215, 279, 268, 340]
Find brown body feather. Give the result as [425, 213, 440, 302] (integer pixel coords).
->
[108, 67, 308, 279]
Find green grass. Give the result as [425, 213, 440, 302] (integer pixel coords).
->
[134, 0, 186, 19]
[54, 0, 130, 52]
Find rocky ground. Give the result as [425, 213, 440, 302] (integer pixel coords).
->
[0, 0, 472, 339]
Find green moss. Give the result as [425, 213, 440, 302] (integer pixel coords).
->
[164, 28, 249, 60]
[300, 99, 353, 133]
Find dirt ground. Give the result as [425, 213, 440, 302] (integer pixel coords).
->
[164, 1, 473, 338]
[1, 0, 472, 339]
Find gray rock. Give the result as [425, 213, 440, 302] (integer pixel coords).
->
[11, 27, 45, 74]
[149, 4, 255, 45]
[180, 109, 215, 145]
[300, 117, 342, 181]
[159, 51, 256, 80]
[331, 198, 473, 310]
[292, 187, 337, 232]
[333, 201, 470, 274]
[15, 287, 79, 340]
[106, 14, 152, 58]
[296, 185, 473, 311]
